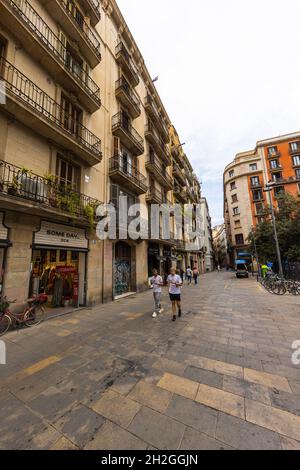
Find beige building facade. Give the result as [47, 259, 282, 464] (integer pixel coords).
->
[0, 0, 204, 307]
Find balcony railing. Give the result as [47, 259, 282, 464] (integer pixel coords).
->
[0, 57, 102, 161]
[112, 112, 144, 156]
[290, 146, 300, 155]
[115, 77, 141, 118]
[146, 186, 163, 204]
[116, 42, 139, 86]
[5, 0, 101, 109]
[58, 0, 101, 58]
[267, 151, 281, 159]
[0, 160, 101, 222]
[77, 0, 101, 26]
[109, 156, 148, 194]
[146, 153, 173, 188]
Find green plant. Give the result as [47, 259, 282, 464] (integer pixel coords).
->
[83, 203, 95, 227]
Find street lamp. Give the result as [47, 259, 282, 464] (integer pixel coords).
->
[263, 182, 284, 278]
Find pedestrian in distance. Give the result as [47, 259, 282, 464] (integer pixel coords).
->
[217, 264, 221, 273]
[167, 267, 183, 322]
[186, 266, 192, 285]
[193, 266, 199, 285]
[150, 269, 164, 318]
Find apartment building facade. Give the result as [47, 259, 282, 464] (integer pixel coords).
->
[0, 0, 204, 306]
[212, 223, 228, 268]
[199, 197, 214, 272]
[224, 131, 300, 266]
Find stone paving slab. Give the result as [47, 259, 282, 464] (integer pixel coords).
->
[0, 272, 300, 449]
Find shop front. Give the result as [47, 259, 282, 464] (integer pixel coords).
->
[30, 221, 88, 308]
[113, 241, 133, 298]
[148, 243, 160, 277]
[0, 212, 10, 296]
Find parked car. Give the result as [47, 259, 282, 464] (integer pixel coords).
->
[235, 263, 249, 278]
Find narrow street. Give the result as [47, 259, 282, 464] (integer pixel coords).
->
[1, 272, 300, 450]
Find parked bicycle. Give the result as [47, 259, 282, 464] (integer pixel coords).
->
[0, 294, 48, 336]
[259, 274, 300, 296]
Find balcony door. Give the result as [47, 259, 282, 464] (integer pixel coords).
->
[61, 95, 82, 136]
[57, 156, 79, 191]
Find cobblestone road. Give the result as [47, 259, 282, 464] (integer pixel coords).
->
[1, 272, 300, 450]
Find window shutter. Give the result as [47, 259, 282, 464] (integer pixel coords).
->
[58, 30, 67, 62]
[84, 61, 90, 85]
[110, 184, 119, 208]
[113, 137, 120, 157]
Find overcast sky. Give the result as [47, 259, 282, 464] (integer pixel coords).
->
[117, 0, 300, 226]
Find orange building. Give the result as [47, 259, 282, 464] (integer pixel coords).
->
[224, 131, 300, 266]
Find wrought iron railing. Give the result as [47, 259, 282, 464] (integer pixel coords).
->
[146, 187, 163, 203]
[5, 0, 101, 104]
[59, 0, 101, 58]
[115, 42, 139, 80]
[145, 120, 166, 153]
[109, 156, 148, 192]
[0, 57, 102, 158]
[115, 77, 140, 110]
[0, 160, 101, 221]
[112, 112, 144, 151]
[146, 153, 173, 187]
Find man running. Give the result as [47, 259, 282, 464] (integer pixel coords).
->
[150, 269, 164, 318]
[167, 267, 183, 322]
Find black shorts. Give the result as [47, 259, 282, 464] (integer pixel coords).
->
[169, 293, 181, 302]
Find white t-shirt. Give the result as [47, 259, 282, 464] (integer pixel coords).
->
[167, 274, 182, 294]
[150, 275, 163, 293]
[186, 268, 192, 277]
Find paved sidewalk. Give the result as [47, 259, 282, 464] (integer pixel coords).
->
[0, 272, 300, 450]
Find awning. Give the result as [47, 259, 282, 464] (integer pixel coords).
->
[32, 244, 88, 253]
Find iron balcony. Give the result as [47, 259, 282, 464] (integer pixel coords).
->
[109, 156, 148, 195]
[0, 159, 101, 224]
[76, 0, 101, 27]
[144, 94, 169, 143]
[0, 0, 101, 113]
[0, 57, 102, 165]
[145, 120, 171, 165]
[115, 77, 141, 119]
[39, 0, 101, 67]
[145, 153, 173, 190]
[116, 42, 139, 87]
[173, 164, 186, 187]
[112, 112, 144, 156]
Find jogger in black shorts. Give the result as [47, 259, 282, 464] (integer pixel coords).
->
[167, 268, 183, 321]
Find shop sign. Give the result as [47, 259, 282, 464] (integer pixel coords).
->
[0, 213, 8, 241]
[34, 221, 88, 249]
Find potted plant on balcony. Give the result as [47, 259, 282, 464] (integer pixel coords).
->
[44, 174, 58, 208]
[83, 203, 96, 227]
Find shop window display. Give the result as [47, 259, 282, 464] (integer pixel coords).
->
[30, 249, 82, 308]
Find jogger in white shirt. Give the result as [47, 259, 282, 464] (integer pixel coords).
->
[150, 269, 164, 318]
[167, 267, 183, 322]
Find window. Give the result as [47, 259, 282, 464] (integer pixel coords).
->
[229, 170, 235, 178]
[250, 176, 260, 187]
[230, 181, 236, 190]
[274, 186, 285, 196]
[290, 141, 300, 152]
[235, 234, 244, 245]
[270, 159, 280, 169]
[233, 207, 239, 215]
[292, 155, 300, 166]
[272, 172, 282, 182]
[268, 146, 278, 156]
[255, 202, 264, 215]
[249, 163, 257, 171]
[296, 169, 300, 179]
[298, 183, 300, 193]
[234, 220, 241, 228]
[57, 156, 79, 191]
[231, 194, 238, 203]
[252, 189, 263, 201]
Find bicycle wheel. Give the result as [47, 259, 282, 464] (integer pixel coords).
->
[24, 306, 45, 327]
[271, 283, 286, 295]
[0, 314, 11, 336]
